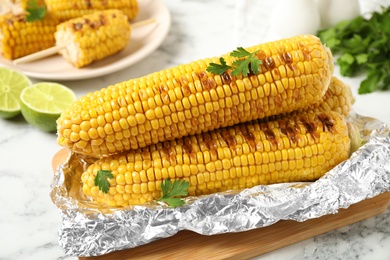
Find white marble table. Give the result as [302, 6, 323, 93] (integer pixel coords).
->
[0, 0, 389, 259]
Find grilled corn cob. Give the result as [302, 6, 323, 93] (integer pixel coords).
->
[54, 9, 131, 68]
[0, 12, 59, 59]
[81, 111, 350, 207]
[57, 35, 334, 157]
[45, 0, 139, 22]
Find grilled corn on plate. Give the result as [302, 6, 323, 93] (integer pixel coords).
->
[54, 9, 131, 68]
[45, 0, 139, 22]
[0, 12, 59, 59]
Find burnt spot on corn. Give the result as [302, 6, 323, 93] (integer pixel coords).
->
[221, 71, 234, 85]
[264, 128, 278, 148]
[201, 77, 217, 90]
[317, 113, 335, 132]
[240, 124, 256, 150]
[182, 85, 191, 97]
[256, 50, 267, 61]
[221, 130, 237, 148]
[281, 52, 293, 64]
[279, 119, 300, 145]
[265, 57, 276, 70]
[85, 0, 92, 8]
[300, 116, 320, 140]
[182, 144, 192, 154]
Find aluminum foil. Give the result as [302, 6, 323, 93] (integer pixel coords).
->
[50, 112, 390, 257]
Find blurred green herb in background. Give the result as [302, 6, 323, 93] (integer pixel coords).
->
[318, 6, 390, 94]
[26, 0, 46, 22]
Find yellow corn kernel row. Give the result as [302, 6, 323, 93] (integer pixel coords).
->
[45, 0, 139, 22]
[55, 9, 131, 68]
[57, 35, 334, 157]
[81, 111, 350, 207]
[263, 76, 354, 123]
[300, 76, 354, 117]
[0, 12, 59, 60]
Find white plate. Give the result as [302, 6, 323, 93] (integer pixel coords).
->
[0, 0, 171, 81]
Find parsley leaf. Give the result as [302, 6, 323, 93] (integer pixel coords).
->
[318, 5, 390, 94]
[206, 57, 232, 75]
[157, 179, 190, 208]
[26, 0, 46, 22]
[94, 170, 114, 194]
[206, 47, 262, 77]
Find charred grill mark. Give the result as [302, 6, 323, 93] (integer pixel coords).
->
[302, 120, 314, 134]
[206, 140, 217, 150]
[85, 0, 92, 8]
[221, 129, 237, 147]
[197, 71, 208, 81]
[182, 85, 191, 97]
[301, 117, 320, 140]
[221, 71, 233, 85]
[240, 124, 256, 150]
[182, 144, 192, 154]
[264, 129, 278, 147]
[273, 95, 282, 107]
[141, 151, 151, 160]
[72, 22, 83, 30]
[281, 52, 293, 64]
[256, 51, 267, 60]
[265, 57, 275, 70]
[180, 76, 188, 87]
[285, 126, 297, 143]
[202, 78, 217, 90]
[272, 68, 280, 78]
[317, 114, 335, 132]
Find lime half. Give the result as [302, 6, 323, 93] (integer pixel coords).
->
[20, 82, 76, 132]
[0, 67, 32, 119]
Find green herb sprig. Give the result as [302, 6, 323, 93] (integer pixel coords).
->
[207, 47, 262, 77]
[157, 179, 190, 208]
[26, 0, 46, 22]
[94, 170, 114, 194]
[318, 6, 390, 94]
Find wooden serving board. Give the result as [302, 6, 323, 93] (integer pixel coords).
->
[52, 149, 390, 260]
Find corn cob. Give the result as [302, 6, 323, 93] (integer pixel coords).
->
[57, 35, 334, 157]
[45, 0, 139, 22]
[81, 111, 351, 207]
[0, 12, 59, 59]
[54, 9, 131, 68]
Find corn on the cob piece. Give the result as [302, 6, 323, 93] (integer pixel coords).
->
[54, 9, 131, 68]
[81, 111, 350, 207]
[0, 12, 59, 59]
[57, 35, 334, 157]
[45, 0, 139, 22]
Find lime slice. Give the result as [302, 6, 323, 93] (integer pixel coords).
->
[0, 67, 32, 119]
[20, 82, 76, 132]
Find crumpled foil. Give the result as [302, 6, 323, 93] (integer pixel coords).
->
[50, 112, 390, 257]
